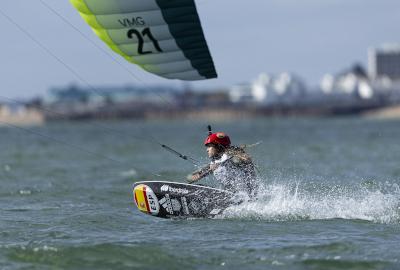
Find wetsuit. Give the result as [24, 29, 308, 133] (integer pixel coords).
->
[210, 147, 258, 195]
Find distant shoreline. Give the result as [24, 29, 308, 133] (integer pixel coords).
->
[3, 101, 400, 125]
[43, 102, 388, 121]
[363, 105, 400, 119]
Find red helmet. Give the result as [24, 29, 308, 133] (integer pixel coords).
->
[204, 132, 231, 147]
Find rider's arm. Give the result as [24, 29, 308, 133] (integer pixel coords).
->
[187, 165, 212, 184]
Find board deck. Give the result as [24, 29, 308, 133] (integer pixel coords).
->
[133, 181, 240, 219]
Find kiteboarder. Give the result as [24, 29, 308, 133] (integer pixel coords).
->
[188, 131, 258, 196]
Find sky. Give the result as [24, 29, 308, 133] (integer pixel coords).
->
[0, 0, 399, 99]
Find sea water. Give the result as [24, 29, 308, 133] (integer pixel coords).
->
[0, 117, 399, 269]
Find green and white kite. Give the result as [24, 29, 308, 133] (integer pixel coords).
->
[70, 0, 217, 80]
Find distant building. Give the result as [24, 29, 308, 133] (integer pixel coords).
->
[229, 72, 308, 105]
[320, 64, 374, 100]
[254, 73, 307, 104]
[45, 84, 180, 106]
[369, 44, 400, 80]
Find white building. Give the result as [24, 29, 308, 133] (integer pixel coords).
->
[320, 63, 375, 100]
[229, 72, 307, 105]
[320, 72, 373, 99]
[251, 72, 307, 104]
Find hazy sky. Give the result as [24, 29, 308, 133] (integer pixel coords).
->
[1, 0, 399, 99]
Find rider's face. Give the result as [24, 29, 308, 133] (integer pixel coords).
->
[206, 145, 219, 158]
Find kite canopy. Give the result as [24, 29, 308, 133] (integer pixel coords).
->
[70, 0, 217, 80]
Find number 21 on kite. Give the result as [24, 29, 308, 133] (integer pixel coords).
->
[127, 28, 163, 55]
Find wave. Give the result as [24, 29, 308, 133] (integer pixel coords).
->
[5, 243, 194, 270]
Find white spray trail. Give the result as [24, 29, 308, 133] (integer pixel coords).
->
[221, 181, 400, 224]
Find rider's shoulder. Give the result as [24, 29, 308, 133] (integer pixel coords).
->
[227, 146, 252, 164]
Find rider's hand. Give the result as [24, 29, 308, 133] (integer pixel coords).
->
[187, 172, 202, 183]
